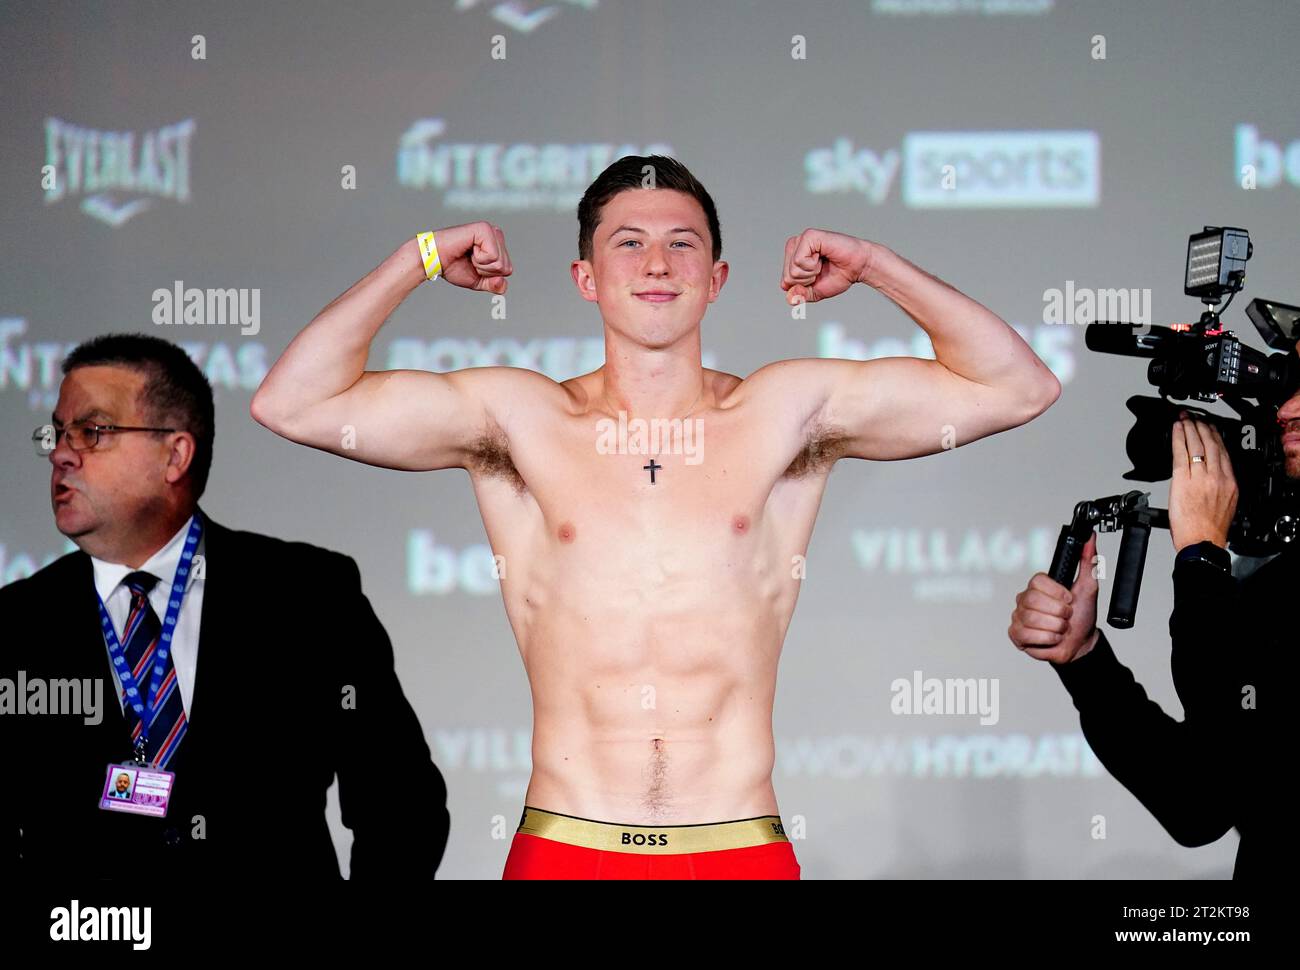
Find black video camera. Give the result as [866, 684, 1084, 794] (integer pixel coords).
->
[1051, 228, 1300, 629]
[1085, 227, 1300, 557]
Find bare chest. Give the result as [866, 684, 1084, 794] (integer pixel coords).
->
[468, 408, 833, 568]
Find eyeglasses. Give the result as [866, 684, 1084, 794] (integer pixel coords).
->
[32, 421, 176, 456]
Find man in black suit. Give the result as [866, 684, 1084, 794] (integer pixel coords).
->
[0, 333, 449, 881]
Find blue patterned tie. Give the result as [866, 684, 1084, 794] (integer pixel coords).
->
[120, 570, 187, 769]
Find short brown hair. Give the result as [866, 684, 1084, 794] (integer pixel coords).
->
[577, 154, 722, 263]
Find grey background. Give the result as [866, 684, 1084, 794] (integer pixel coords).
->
[2, 0, 1294, 878]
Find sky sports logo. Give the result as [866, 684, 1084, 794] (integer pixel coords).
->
[805, 130, 1099, 208]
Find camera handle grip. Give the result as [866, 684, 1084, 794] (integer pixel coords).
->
[1107, 520, 1151, 629]
[1048, 525, 1088, 588]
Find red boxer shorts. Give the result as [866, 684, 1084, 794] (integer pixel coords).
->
[502, 806, 801, 880]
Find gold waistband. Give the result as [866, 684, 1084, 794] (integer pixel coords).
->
[516, 806, 790, 855]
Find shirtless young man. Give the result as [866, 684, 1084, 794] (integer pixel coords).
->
[251, 155, 1061, 880]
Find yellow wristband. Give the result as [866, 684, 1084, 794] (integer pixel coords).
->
[416, 231, 441, 281]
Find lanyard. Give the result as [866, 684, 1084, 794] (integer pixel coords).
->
[95, 512, 203, 765]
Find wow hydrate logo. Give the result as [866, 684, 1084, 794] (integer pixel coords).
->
[805, 130, 1099, 208]
[396, 117, 672, 211]
[43, 117, 196, 226]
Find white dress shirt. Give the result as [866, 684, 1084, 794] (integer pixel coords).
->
[91, 513, 205, 716]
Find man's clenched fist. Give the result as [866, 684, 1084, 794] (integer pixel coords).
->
[432, 221, 513, 294]
[780, 228, 879, 305]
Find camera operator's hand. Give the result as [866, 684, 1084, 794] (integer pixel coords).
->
[1169, 415, 1238, 551]
[1009, 533, 1101, 664]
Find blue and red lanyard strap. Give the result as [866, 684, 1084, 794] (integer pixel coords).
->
[95, 512, 203, 765]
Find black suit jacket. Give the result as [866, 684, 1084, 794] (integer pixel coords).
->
[0, 508, 449, 881]
[1053, 544, 1291, 881]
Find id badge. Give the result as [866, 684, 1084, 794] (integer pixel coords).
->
[99, 763, 175, 817]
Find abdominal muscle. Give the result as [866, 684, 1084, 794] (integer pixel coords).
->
[508, 557, 790, 826]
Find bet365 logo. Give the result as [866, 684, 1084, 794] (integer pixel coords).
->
[1236, 124, 1300, 190]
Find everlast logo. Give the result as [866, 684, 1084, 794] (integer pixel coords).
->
[621, 832, 669, 847]
[43, 117, 196, 226]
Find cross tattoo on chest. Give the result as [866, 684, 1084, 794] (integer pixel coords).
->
[643, 457, 662, 484]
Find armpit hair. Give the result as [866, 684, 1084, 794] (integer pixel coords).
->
[468, 425, 527, 493]
[782, 420, 850, 479]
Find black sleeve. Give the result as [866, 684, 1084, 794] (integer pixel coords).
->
[0, 583, 25, 863]
[326, 554, 450, 879]
[1168, 557, 1255, 726]
[1052, 630, 1236, 847]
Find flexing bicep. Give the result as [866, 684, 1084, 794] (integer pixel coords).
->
[253, 366, 524, 472]
[741, 356, 1044, 464]
[822, 356, 1050, 460]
